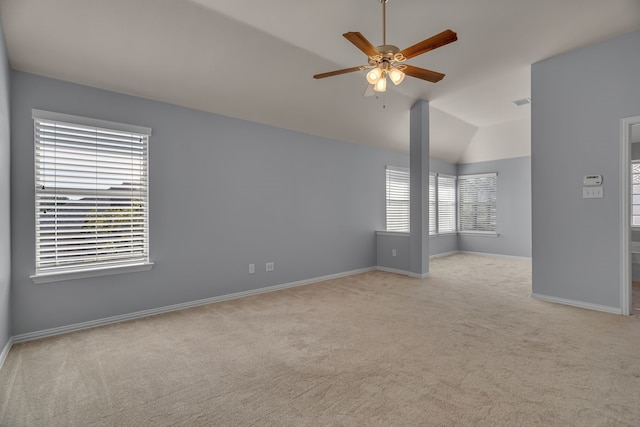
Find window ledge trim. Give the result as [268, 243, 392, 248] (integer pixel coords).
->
[31, 262, 154, 284]
[32, 109, 152, 136]
[458, 232, 500, 237]
[376, 230, 410, 236]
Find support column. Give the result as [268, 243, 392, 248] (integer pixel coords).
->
[409, 100, 430, 277]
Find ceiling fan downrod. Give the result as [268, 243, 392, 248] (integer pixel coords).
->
[381, 0, 388, 45]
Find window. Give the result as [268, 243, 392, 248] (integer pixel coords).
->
[437, 175, 456, 233]
[428, 174, 436, 235]
[458, 173, 497, 234]
[430, 173, 457, 235]
[32, 110, 151, 282]
[386, 166, 410, 232]
[633, 162, 640, 227]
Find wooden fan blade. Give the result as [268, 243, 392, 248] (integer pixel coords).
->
[313, 66, 363, 79]
[403, 65, 445, 83]
[400, 29, 457, 60]
[343, 32, 380, 58]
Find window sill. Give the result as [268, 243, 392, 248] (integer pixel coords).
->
[376, 230, 410, 236]
[458, 232, 499, 237]
[30, 262, 154, 284]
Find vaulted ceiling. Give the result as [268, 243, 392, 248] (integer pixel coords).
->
[1, 0, 639, 162]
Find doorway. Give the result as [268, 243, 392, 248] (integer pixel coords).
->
[621, 117, 640, 315]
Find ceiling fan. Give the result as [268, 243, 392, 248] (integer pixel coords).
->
[313, 0, 457, 94]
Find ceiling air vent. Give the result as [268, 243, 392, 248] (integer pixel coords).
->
[513, 97, 531, 106]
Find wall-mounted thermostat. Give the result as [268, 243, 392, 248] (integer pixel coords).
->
[583, 175, 603, 186]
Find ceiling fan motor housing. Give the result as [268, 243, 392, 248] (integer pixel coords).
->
[372, 45, 406, 63]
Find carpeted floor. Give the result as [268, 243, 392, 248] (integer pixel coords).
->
[1, 254, 639, 426]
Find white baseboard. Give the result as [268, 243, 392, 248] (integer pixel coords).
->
[429, 251, 458, 259]
[409, 272, 429, 279]
[531, 293, 621, 315]
[12, 267, 376, 344]
[457, 251, 532, 260]
[376, 266, 429, 279]
[0, 337, 13, 371]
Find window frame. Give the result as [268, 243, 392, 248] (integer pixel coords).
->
[632, 161, 640, 229]
[30, 109, 153, 284]
[458, 172, 498, 235]
[385, 166, 410, 233]
[388, 169, 499, 238]
[428, 173, 436, 236]
[436, 174, 457, 235]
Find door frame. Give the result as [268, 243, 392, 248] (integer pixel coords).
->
[620, 115, 640, 316]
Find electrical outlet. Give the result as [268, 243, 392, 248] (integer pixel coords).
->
[392, 249, 397, 257]
[249, 264, 255, 274]
[266, 262, 274, 272]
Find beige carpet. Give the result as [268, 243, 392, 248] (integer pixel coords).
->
[1, 254, 639, 426]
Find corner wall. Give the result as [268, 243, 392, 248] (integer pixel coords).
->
[458, 156, 531, 258]
[531, 29, 640, 310]
[10, 71, 407, 335]
[0, 22, 11, 358]
[459, 118, 530, 164]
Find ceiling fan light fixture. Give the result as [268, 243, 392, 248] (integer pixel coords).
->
[312, 0, 457, 92]
[374, 73, 387, 92]
[366, 67, 383, 84]
[388, 67, 405, 85]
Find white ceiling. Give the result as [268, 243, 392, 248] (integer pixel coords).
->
[1, 0, 639, 162]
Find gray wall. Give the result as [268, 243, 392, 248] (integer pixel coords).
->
[10, 71, 407, 335]
[429, 158, 458, 256]
[0, 23, 11, 351]
[376, 232, 410, 271]
[457, 156, 532, 258]
[531, 29, 640, 309]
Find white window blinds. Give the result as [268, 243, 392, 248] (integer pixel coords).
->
[386, 166, 410, 232]
[428, 174, 436, 235]
[632, 162, 640, 226]
[437, 175, 456, 233]
[458, 173, 497, 233]
[33, 110, 151, 274]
